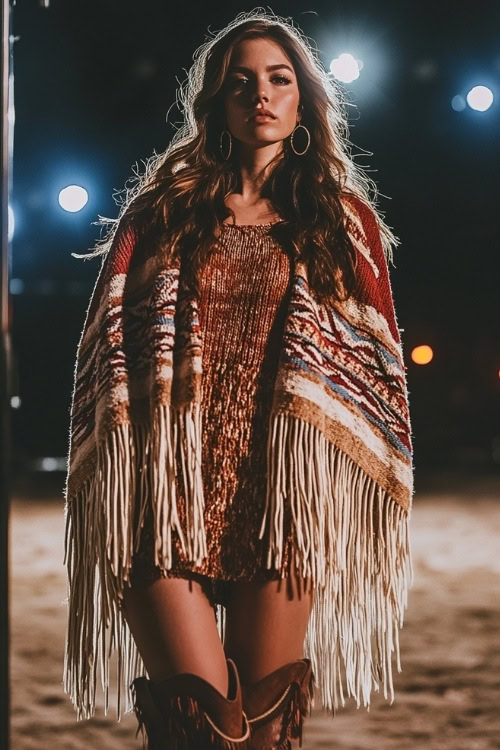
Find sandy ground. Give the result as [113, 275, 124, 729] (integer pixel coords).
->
[9, 471, 500, 749]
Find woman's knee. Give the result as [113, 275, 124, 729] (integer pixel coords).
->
[120, 574, 225, 683]
[223, 575, 314, 643]
[222, 576, 314, 683]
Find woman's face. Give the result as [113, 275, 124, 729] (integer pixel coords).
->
[222, 37, 301, 150]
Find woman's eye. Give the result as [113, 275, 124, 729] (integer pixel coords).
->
[228, 75, 291, 88]
[273, 75, 291, 85]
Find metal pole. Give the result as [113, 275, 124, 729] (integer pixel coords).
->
[1, 0, 14, 745]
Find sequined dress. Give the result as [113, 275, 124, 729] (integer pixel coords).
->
[129, 221, 296, 603]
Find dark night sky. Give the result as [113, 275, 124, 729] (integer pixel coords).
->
[9, 0, 500, 472]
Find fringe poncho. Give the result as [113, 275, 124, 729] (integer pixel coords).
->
[62, 194, 414, 722]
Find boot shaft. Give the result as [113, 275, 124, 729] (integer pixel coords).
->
[131, 657, 251, 749]
[241, 658, 315, 749]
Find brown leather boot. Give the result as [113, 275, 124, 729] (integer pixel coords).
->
[130, 657, 251, 749]
[241, 658, 315, 749]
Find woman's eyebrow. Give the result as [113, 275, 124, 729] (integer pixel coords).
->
[228, 64, 294, 74]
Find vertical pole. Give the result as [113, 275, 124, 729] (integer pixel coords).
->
[0, 0, 14, 747]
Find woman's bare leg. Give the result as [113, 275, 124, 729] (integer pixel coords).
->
[222, 574, 314, 683]
[121, 575, 229, 696]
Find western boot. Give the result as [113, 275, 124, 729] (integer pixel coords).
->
[241, 658, 314, 750]
[130, 657, 251, 749]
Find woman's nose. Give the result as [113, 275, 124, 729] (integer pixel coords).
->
[252, 90, 269, 103]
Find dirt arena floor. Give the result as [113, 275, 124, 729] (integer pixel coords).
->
[9, 470, 500, 749]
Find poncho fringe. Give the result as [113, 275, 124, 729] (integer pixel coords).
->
[62, 194, 414, 722]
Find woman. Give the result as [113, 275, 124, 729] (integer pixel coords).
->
[63, 9, 414, 749]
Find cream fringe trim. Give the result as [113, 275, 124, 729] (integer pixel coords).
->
[63, 406, 412, 721]
[63, 403, 207, 721]
[257, 413, 413, 714]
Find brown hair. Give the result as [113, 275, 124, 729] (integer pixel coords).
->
[75, 8, 399, 304]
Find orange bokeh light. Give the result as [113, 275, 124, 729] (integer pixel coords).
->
[411, 345, 433, 365]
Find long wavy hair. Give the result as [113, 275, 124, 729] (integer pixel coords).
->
[75, 8, 399, 305]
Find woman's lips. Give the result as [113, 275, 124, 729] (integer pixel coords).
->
[251, 114, 275, 123]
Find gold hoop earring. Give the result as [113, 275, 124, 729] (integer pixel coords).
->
[220, 129, 232, 160]
[290, 123, 310, 156]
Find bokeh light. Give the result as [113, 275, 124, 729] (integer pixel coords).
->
[41, 457, 59, 471]
[9, 278, 24, 295]
[411, 345, 434, 365]
[451, 95, 466, 112]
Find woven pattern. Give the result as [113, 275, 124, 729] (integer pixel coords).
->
[63, 195, 414, 722]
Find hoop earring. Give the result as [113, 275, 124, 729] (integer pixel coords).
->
[219, 129, 232, 160]
[290, 123, 310, 156]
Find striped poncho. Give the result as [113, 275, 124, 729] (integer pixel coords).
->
[63, 193, 414, 721]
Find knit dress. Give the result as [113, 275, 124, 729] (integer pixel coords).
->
[129, 221, 296, 605]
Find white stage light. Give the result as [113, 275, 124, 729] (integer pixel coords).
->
[41, 457, 59, 472]
[330, 53, 362, 83]
[8, 204, 14, 241]
[466, 85, 494, 112]
[58, 185, 89, 213]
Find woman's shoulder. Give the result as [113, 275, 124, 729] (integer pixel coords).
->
[340, 193, 376, 243]
[339, 193, 388, 278]
[340, 192, 376, 227]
